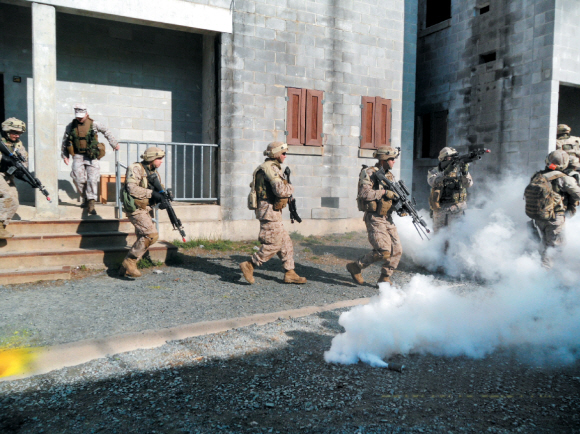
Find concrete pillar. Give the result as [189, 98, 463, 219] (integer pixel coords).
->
[32, 3, 59, 218]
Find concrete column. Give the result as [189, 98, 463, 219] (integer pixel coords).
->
[32, 3, 59, 218]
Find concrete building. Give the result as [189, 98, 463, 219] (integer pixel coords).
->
[1, 0, 418, 240]
[413, 0, 580, 207]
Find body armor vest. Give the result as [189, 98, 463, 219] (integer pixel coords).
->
[69, 118, 99, 155]
[438, 167, 467, 205]
[0, 137, 23, 174]
[254, 160, 288, 210]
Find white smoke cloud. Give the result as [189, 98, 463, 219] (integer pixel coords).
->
[325, 175, 580, 367]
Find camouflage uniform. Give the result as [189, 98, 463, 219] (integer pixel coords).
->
[0, 136, 28, 226]
[355, 165, 403, 280]
[556, 124, 580, 159]
[61, 118, 118, 202]
[427, 164, 473, 233]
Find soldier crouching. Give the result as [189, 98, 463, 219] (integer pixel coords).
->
[346, 146, 403, 286]
[119, 147, 166, 278]
[239, 141, 306, 284]
[0, 118, 28, 239]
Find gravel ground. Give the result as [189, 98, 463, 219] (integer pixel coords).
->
[1, 232, 579, 433]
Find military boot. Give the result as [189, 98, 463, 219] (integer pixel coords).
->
[346, 262, 364, 285]
[87, 199, 97, 215]
[376, 273, 391, 287]
[80, 199, 88, 208]
[0, 223, 14, 239]
[239, 261, 255, 284]
[119, 257, 142, 278]
[284, 269, 307, 284]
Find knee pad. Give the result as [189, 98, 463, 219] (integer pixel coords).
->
[147, 233, 159, 246]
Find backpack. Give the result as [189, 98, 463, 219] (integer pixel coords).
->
[247, 166, 261, 210]
[524, 171, 565, 220]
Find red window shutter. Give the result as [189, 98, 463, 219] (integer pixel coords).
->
[305, 89, 323, 146]
[286, 88, 305, 145]
[360, 96, 375, 149]
[374, 97, 392, 148]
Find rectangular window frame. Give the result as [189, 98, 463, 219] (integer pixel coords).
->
[360, 96, 392, 149]
[286, 87, 323, 147]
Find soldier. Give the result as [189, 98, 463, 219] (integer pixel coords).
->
[61, 103, 119, 215]
[555, 124, 580, 159]
[427, 147, 473, 234]
[0, 118, 28, 239]
[118, 147, 166, 278]
[525, 150, 580, 269]
[345, 146, 404, 286]
[239, 141, 307, 284]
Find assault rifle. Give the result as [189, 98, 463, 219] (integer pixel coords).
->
[372, 167, 431, 240]
[284, 166, 302, 224]
[146, 173, 187, 242]
[440, 148, 491, 172]
[0, 140, 51, 201]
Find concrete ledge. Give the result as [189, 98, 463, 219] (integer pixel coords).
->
[287, 146, 324, 156]
[311, 208, 348, 220]
[418, 19, 451, 38]
[359, 149, 375, 158]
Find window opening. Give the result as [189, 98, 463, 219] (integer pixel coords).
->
[426, 0, 451, 28]
[479, 52, 496, 64]
[419, 110, 448, 159]
[479, 5, 490, 14]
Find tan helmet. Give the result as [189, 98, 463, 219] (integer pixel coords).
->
[557, 124, 571, 135]
[264, 141, 288, 158]
[569, 155, 580, 170]
[141, 146, 165, 162]
[438, 146, 458, 162]
[545, 150, 570, 171]
[2, 118, 26, 133]
[373, 146, 399, 160]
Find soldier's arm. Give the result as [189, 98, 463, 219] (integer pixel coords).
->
[15, 143, 29, 168]
[93, 121, 119, 149]
[562, 176, 580, 202]
[125, 166, 152, 199]
[61, 124, 72, 159]
[462, 172, 474, 188]
[427, 168, 443, 187]
[358, 168, 384, 201]
[266, 165, 294, 197]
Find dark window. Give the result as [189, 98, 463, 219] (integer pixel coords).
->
[0, 74, 4, 124]
[426, 0, 451, 28]
[360, 96, 392, 149]
[286, 87, 323, 146]
[419, 110, 448, 159]
[479, 5, 490, 14]
[479, 52, 497, 64]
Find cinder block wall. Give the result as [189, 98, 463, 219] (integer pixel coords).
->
[219, 0, 414, 225]
[414, 0, 556, 207]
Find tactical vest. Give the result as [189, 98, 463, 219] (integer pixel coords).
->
[0, 137, 24, 174]
[356, 165, 394, 216]
[438, 167, 467, 205]
[254, 160, 288, 210]
[69, 118, 99, 156]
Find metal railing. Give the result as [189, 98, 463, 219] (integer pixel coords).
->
[114, 141, 219, 219]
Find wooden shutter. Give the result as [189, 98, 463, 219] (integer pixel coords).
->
[305, 89, 323, 146]
[286, 88, 305, 146]
[374, 97, 392, 148]
[360, 96, 376, 149]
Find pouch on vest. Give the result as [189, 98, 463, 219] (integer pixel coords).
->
[358, 199, 377, 213]
[96, 143, 106, 160]
[66, 143, 75, 157]
[273, 197, 289, 211]
[524, 172, 565, 220]
[429, 188, 441, 210]
[121, 187, 137, 214]
[247, 167, 260, 210]
[376, 198, 392, 216]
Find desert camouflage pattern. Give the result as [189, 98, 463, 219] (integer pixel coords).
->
[427, 165, 473, 232]
[556, 135, 580, 158]
[71, 154, 100, 201]
[250, 159, 296, 270]
[542, 170, 580, 215]
[0, 138, 28, 225]
[356, 165, 402, 277]
[127, 209, 158, 261]
[0, 137, 28, 166]
[61, 119, 118, 159]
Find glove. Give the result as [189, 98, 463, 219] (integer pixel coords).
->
[443, 163, 455, 174]
[150, 191, 165, 204]
[399, 211, 408, 217]
[384, 190, 399, 200]
[461, 163, 469, 175]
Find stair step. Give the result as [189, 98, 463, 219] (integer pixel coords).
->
[0, 242, 177, 270]
[0, 232, 138, 252]
[8, 219, 134, 236]
[0, 266, 71, 285]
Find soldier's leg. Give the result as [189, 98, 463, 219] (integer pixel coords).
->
[84, 159, 100, 201]
[71, 154, 88, 200]
[356, 214, 387, 270]
[379, 222, 402, 278]
[251, 221, 284, 267]
[538, 215, 565, 269]
[276, 226, 306, 284]
[121, 210, 158, 277]
[432, 210, 447, 233]
[0, 175, 19, 238]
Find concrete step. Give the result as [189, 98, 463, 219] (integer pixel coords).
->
[0, 266, 71, 285]
[7, 219, 134, 236]
[0, 242, 177, 270]
[0, 232, 138, 253]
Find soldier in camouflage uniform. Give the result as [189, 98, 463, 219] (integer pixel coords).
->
[427, 147, 473, 234]
[556, 124, 580, 159]
[0, 118, 28, 239]
[346, 146, 404, 286]
[239, 142, 307, 284]
[61, 103, 119, 215]
[530, 150, 580, 269]
[118, 147, 166, 278]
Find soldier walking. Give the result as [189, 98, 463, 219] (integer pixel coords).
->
[0, 118, 28, 239]
[346, 146, 404, 286]
[525, 150, 580, 269]
[427, 147, 473, 234]
[61, 103, 119, 215]
[556, 124, 580, 159]
[239, 141, 307, 284]
[118, 147, 166, 278]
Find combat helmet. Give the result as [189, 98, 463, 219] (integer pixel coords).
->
[373, 146, 399, 160]
[557, 124, 571, 135]
[438, 147, 458, 162]
[264, 141, 288, 159]
[2, 118, 26, 133]
[141, 146, 165, 162]
[546, 149, 570, 171]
